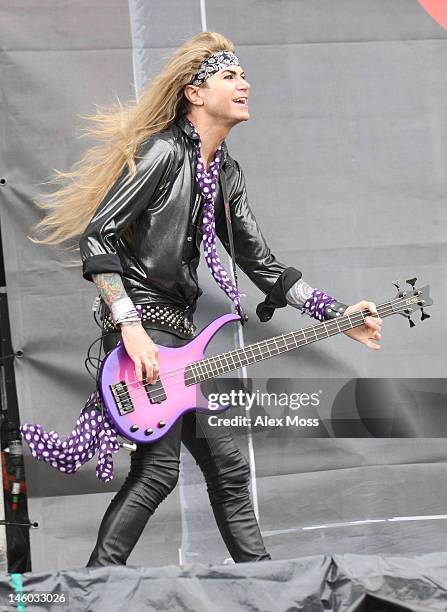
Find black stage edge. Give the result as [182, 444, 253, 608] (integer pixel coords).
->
[2, 553, 447, 611]
[0, 205, 32, 573]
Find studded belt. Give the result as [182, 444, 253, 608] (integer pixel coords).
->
[102, 303, 196, 339]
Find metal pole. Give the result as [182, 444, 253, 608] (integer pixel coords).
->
[0, 191, 31, 572]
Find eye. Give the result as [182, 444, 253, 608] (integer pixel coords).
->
[224, 74, 233, 79]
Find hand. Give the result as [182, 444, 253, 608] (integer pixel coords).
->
[120, 323, 159, 383]
[343, 301, 383, 350]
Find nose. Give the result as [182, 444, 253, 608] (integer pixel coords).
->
[238, 77, 250, 92]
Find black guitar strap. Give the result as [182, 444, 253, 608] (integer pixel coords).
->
[220, 169, 248, 325]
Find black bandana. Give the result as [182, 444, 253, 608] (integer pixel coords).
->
[190, 51, 241, 86]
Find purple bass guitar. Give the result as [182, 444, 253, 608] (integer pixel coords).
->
[99, 279, 432, 444]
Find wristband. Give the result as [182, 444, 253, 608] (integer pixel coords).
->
[119, 320, 142, 328]
[324, 299, 348, 320]
[302, 289, 336, 322]
[110, 297, 139, 326]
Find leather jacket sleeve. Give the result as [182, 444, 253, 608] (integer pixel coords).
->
[216, 159, 302, 296]
[79, 138, 175, 281]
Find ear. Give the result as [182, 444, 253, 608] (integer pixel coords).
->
[183, 84, 205, 107]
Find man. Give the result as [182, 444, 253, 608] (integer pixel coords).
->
[31, 32, 383, 566]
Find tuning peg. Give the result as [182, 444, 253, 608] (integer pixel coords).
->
[403, 310, 416, 327]
[392, 280, 406, 296]
[406, 277, 417, 288]
[421, 309, 431, 321]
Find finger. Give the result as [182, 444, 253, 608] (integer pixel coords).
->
[365, 338, 381, 350]
[141, 357, 154, 384]
[150, 359, 160, 385]
[134, 358, 143, 382]
[358, 301, 380, 319]
[145, 343, 159, 384]
[365, 317, 382, 331]
[353, 300, 374, 312]
[144, 355, 159, 385]
[367, 302, 383, 323]
[366, 301, 378, 314]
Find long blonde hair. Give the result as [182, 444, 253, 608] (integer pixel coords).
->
[34, 32, 235, 248]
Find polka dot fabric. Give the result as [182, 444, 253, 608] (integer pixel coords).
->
[302, 289, 336, 322]
[189, 121, 241, 313]
[20, 392, 120, 483]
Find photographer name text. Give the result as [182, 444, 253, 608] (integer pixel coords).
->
[208, 415, 320, 427]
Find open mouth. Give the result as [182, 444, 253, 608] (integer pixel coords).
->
[233, 97, 248, 107]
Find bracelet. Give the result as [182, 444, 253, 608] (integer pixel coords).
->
[119, 320, 142, 328]
[110, 297, 140, 326]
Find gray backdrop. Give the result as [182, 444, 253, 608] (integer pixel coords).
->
[0, 1, 446, 571]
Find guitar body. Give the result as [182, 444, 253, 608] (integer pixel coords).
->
[99, 313, 240, 444]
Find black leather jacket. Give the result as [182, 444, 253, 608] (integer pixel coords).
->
[80, 116, 300, 312]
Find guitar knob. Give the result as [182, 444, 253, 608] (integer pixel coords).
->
[408, 318, 416, 328]
[406, 277, 417, 288]
[144, 428, 154, 436]
[158, 421, 166, 428]
[392, 280, 402, 291]
[130, 424, 139, 432]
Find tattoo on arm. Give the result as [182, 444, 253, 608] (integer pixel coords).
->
[286, 278, 315, 309]
[92, 272, 127, 308]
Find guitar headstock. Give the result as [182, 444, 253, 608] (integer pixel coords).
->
[391, 277, 433, 328]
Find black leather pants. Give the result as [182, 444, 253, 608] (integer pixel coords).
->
[87, 326, 271, 566]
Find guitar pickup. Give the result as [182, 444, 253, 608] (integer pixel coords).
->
[146, 379, 166, 404]
[110, 381, 135, 416]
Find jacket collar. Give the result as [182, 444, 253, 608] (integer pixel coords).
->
[176, 115, 228, 164]
[177, 115, 200, 142]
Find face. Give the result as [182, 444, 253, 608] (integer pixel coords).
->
[195, 65, 250, 126]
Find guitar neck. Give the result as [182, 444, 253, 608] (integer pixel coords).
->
[187, 301, 396, 385]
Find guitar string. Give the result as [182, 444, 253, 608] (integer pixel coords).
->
[110, 308, 385, 400]
[114, 300, 398, 395]
[109, 300, 415, 404]
[108, 301, 418, 406]
[124, 309, 394, 403]
[111, 296, 412, 396]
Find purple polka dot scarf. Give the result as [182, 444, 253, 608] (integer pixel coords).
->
[189, 121, 242, 313]
[302, 289, 336, 322]
[20, 392, 120, 483]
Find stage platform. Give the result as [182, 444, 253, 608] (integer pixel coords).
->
[1, 553, 447, 611]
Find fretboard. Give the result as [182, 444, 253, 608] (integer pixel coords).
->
[185, 301, 396, 386]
